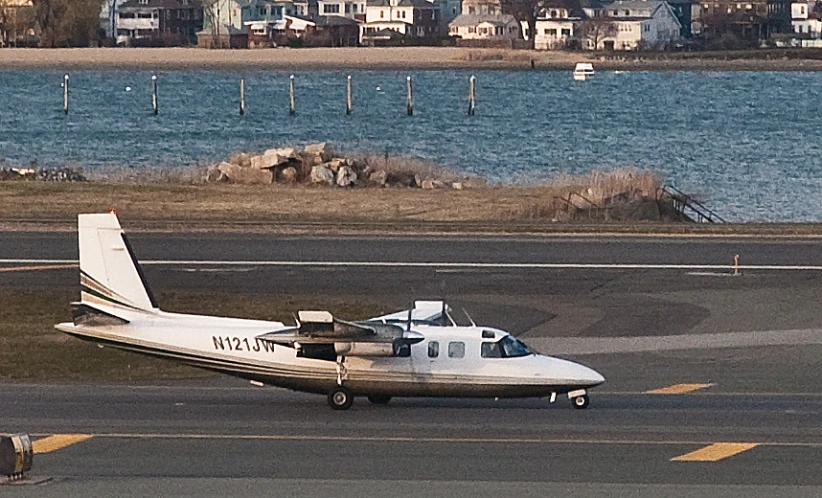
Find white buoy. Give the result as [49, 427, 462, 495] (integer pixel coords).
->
[125, 86, 132, 92]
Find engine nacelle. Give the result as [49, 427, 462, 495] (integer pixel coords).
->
[334, 342, 395, 357]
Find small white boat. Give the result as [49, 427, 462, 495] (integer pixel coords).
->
[573, 63, 595, 81]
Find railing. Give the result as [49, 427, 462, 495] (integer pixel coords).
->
[662, 185, 725, 223]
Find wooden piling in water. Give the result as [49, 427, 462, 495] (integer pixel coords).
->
[289, 75, 295, 116]
[63, 74, 69, 115]
[468, 75, 476, 116]
[239, 78, 245, 116]
[346, 75, 352, 115]
[406, 76, 413, 116]
[151, 75, 158, 115]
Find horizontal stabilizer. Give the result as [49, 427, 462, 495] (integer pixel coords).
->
[71, 303, 130, 326]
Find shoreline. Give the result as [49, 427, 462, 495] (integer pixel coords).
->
[3, 182, 822, 235]
[3, 47, 822, 71]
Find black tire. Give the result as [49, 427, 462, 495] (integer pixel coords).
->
[367, 394, 392, 405]
[328, 386, 354, 410]
[572, 394, 590, 409]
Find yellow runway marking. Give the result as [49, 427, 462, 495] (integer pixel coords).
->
[0, 264, 77, 273]
[646, 383, 715, 395]
[671, 443, 760, 462]
[32, 434, 93, 454]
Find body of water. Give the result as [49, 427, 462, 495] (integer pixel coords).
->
[0, 69, 819, 222]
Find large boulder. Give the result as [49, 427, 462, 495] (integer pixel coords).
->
[310, 165, 335, 185]
[368, 170, 388, 187]
[218, 162, 273, 184]
[278, 166, 298, 184]
[250, 155, 265, 169]
[258, 147, 298, 169]
[272, 147, 298, 160]
[304, 142, 334, 162]
[325, 158, 345, 172]
[336, 166, 357, 187]
[229, 152, 252, 167]
[421, 179, 435, 190]
[206, 164, 227, 183]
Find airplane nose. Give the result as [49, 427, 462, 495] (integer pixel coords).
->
[582, 365, 605, 386]
[586, 367, 605, 386]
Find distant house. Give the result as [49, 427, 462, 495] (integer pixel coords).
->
[591, 0, 681, 50]
[528, 2, 583, 49]
[318, 0, 367, 21]
[116, 0, 204, 46]
[525, 0, 681, 50]
[361, 0, 440, 45]
[792, 1, 822, 38]
[448, 0, 520, 44]
[697, 0, 792, 41]
[199, 0, 298, 47]
[246, 13, 360, 46]
[448, 14, 521, 42]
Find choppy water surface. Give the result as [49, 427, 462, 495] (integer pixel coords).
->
[1, 69, 820, 221]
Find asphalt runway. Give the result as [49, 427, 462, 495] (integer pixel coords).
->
[2, 231, 822, 496]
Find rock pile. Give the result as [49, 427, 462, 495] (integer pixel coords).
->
[0, 166, 86, 182]
[205, 143, 471, 189]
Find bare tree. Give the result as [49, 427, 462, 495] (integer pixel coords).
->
[0, 1, 8, 47]
[501, 0, 548, 49]
[2, 0, 37, 46]
[32, 0, 103, 47]
[577, 15, 616, 50]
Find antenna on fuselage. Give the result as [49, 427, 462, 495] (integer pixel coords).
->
[463, 308, 476, 327]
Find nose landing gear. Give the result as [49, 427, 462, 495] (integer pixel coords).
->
[567, 389, 590, 409]
[572, 394, 590, 409]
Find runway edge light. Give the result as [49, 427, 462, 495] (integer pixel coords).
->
[0, 434, 33, 483]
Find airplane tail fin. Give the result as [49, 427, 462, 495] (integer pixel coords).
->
[78, 213, 159, 312]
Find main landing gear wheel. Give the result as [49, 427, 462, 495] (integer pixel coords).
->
[572, 394, 590, 409]
[367, 394, 392, 405]
[328, 386, 354, 410]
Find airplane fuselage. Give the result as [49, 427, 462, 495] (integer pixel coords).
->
[57, 308, 604, 399]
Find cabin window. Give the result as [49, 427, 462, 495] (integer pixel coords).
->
[482, 330, 495, 339]
[481, 341, 502, 358]
[448, 341, 465, 358]
[428, 341, 439, 358]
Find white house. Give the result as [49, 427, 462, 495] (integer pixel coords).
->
[202, 0, 296, 35]
[318, 0, 367, 20]
[361, 0, 440, 43]
[590, 0, 681, 50]
[528, 5, 580, 49]
[792, 1, 822, 38]
[528, 0, 681, 50]
[448, 14, 521, 40]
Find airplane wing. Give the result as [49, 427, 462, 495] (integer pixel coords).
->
[371, 300, 451, 324]
[255, 310, 424, 360]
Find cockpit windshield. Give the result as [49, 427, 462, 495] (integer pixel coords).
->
[481, 335, 533, 358]
[501, 336, 532, 357]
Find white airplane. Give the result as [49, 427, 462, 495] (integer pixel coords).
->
[56, 213, 605, 410]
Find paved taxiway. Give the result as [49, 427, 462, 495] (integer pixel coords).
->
[2, 231, 822, 496]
